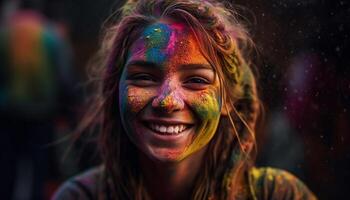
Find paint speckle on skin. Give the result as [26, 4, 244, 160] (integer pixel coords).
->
[152, 91, 185, 113]
[192, 90, 221, 118]
[127, 90, 150, 113]
[143, 23, 172, 63]
[178, 89, 221, 160]
[139, 22, 187, 65]
[151, 80, 186, 113]
[143, 24, 171, 48]
[119, 80, 155, 114]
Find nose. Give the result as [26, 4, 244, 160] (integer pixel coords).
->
[152, 84, 185, 113]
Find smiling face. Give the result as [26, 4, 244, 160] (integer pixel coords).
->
[119, 21, 223, 162]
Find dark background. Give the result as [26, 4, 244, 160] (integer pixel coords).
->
[0, 0, 348, 199]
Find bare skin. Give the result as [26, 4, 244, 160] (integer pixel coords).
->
[139, 146, 207, 200]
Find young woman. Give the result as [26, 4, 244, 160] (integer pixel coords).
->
[53, 0, 317, 199]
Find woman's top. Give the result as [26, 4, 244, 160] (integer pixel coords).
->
[52, 166, 317, 200]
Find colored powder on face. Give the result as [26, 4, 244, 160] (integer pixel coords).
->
[143, 23, 172, 64]
[177, 89, 222, 160]
[167, 32, 201, 72]
[152, 81, 185, 113]
[157, 91, 185, 113]
[146, 48, 167, 64]
[159, 94, 179, 110]
[119, 81, 154, 114]
[192, 90, 221, 119]
[127, 91, 146, 113]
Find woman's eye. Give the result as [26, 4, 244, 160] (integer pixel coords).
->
[133, 74, 154, 81]
[184, 77, 210, 89]
[128, 74, 157, 86]
[187, 77, 209, 84]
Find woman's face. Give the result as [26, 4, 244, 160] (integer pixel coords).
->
[119, 21, 223, 162]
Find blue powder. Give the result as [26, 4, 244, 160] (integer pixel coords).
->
[142, 23, 172, 64]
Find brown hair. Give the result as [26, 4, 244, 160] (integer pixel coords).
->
[77, 0, 260, 199]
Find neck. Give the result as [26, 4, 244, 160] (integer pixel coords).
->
[139, 148, 206, 200]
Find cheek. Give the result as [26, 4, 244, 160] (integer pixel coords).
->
[120, 86, 154, 115]
[177, 89, 221, 160]
[188, 89, 221, 121]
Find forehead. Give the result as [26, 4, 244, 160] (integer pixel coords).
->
[127, 22, 208, 65]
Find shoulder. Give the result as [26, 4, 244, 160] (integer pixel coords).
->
[248, 167, 317, 200]
[51, 166, 103, 200]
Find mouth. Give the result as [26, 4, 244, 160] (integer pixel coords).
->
[142, 120, 193, 136]
[147, 123, 190, 135]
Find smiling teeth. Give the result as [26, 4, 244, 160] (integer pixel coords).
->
[149, 124, 187, 134]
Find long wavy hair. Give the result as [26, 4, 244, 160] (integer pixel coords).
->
[77, 0, 261, 199]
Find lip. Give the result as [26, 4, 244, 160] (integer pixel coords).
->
[141, 119, 194, 141]
[142, 118, 194, 126]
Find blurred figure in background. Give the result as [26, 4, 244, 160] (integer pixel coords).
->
[0, 1, 76, 199]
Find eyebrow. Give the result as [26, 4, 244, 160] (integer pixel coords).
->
[178, 64, 214, 71]
[125, 60, 214, 72]
[125, 60, 161, 69]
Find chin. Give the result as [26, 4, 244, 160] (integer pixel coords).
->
[145, 146, 186, 162]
